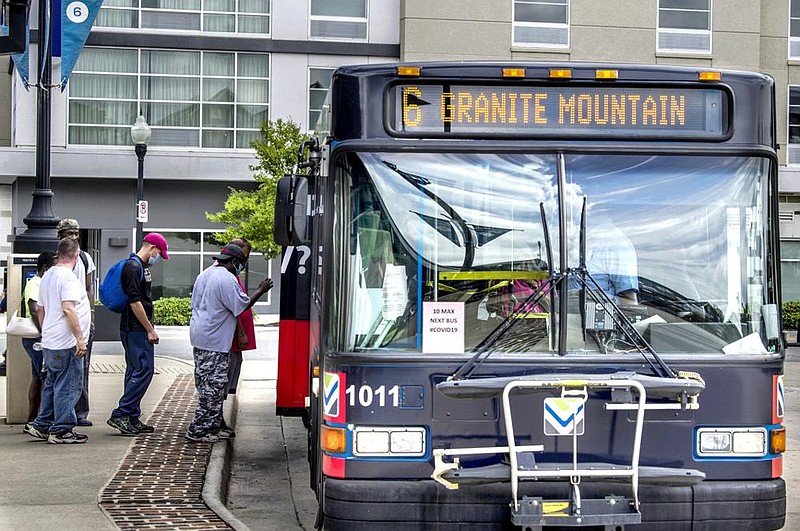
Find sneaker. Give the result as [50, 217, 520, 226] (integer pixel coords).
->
[76, 418, 93, 427]
[48, 430, 88, 444]
[23, 423, 48, 440]
[217, 427, 235, 439]
[185, 432, 220, 443]
[107, 416, 139, 435]
[132, 419, 155, 433]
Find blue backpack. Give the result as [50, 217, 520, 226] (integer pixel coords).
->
[99, 254, 144, 313]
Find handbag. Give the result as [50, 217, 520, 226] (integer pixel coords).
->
[6, 309, 40, 338]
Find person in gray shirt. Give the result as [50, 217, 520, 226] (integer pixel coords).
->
[185, 243, 272, 442]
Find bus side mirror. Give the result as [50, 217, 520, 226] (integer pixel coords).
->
[274, 175, 309, 246]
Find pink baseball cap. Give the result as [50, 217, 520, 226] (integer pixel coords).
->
[143, 232, 170, 260]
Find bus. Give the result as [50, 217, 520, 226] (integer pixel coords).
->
[274, 62, 786, 530]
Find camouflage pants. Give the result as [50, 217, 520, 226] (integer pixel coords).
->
[187, 348, 230, 437]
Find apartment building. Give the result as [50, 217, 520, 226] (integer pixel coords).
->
[399, 0, 800, 301]
[0, 0, 400, 310]
[4, 0, 800, 304]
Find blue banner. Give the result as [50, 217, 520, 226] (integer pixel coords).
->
[52, 0, 63, 57]
[11, 28, 31, 89]
[60, 0, 104, 89]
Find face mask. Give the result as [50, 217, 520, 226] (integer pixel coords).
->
[148, 254, 161, 266]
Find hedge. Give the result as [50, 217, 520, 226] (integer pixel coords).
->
[783, 301, 800, 330]
[153, 297, 192, 326]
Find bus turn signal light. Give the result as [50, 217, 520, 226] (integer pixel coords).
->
[771, 427, 786, 454]
[397, 66, 421, 77]
[321, 426, 348, 453]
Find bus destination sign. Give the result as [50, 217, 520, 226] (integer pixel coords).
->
[390, 84, 727, 139]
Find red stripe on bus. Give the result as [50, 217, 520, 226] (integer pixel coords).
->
[323, 454, 346, 478]
[277, 319, 311, 412]
[772, 455, 783, 478]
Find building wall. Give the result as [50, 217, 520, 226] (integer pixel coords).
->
[1, 0, 401, 311]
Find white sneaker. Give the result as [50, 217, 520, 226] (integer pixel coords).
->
[23, 423, 48, 440]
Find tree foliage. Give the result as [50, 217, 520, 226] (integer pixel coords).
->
[207, 118, 308, 259]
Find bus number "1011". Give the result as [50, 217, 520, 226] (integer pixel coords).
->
[345, 384, 400, 408]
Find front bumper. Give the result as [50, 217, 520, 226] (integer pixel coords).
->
[322, 478, 785, 530]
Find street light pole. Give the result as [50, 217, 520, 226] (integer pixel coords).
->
[12, 0, 60, 253]
[131, 115, 151, 248]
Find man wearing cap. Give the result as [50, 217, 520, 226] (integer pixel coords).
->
[57, 218, 96, 427]
[107, 233, 170, 435]
[185, 243, 273, 443]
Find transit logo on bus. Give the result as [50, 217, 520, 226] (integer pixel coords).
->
[392, 84, 726, 140]
[323, 372, 342, 418]
[543, 397, 585, 436]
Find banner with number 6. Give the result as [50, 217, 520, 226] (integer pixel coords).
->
[60, 0, 105, 89]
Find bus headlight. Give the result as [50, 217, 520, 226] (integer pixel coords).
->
[732, 430, 766, 454]
[698, 430, 731, 453]
[353, 427, 426, 457]
[697, 427, 767, 457]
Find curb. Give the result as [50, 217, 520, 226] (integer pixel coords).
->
[202, 390, 251, 531]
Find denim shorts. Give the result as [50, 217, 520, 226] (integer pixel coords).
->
[21, 337, 44, 378]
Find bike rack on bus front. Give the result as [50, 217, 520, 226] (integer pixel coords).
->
[431, 372, 706, 529]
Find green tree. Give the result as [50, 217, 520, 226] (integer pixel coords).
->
[207, 118, 308, 259]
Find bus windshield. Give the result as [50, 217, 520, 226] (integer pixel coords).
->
[337, 151, 772, 356]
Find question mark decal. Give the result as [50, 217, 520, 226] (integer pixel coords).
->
[297, 245, 311, 275]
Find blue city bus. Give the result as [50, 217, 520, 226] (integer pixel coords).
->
[274, 62, 787, 530]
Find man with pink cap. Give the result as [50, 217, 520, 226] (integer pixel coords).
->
[107, 233, 170, 435]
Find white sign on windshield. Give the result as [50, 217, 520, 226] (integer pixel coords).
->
[422, 302, 465, 354]
[382, 264, 407, 320]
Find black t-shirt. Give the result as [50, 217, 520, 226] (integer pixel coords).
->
[120, 255, 153, 332]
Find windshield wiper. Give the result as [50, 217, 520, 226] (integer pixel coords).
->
[451, 196, 678, 381]
[451, 202, 560, 380]
[571, 198, 676, 379]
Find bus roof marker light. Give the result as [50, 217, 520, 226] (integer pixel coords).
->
[398, 66, 421, 77]
[549, 69, 572, 79]
[699, 71, 721, 81]
[502, 68, 525, 78]
[595, 69, 619, 80]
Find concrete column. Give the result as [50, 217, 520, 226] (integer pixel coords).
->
[5, 254, 39, 424]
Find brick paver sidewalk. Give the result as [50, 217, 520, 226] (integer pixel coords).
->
[99, 374, 231, 530]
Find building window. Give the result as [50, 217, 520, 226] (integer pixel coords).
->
[792, 0, 800, 59]
[657, 0, 711, 54]
[96, 0, 270, 34]
[147, 230, 272, 308]
[512, 0, 569, 48]
[782, 241, 800, 302]
[68, 47, 269, 149]
[309, 0, 367, 40]
[308, 67, 333, 131]
[790, 86, 800, 165]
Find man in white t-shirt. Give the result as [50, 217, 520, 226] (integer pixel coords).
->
[57, 218, 96, 426]
[23, 238, 92, 444]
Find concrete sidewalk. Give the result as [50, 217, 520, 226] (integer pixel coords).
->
[0, 351, 199, 529]
[0, 322, 280, 531]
